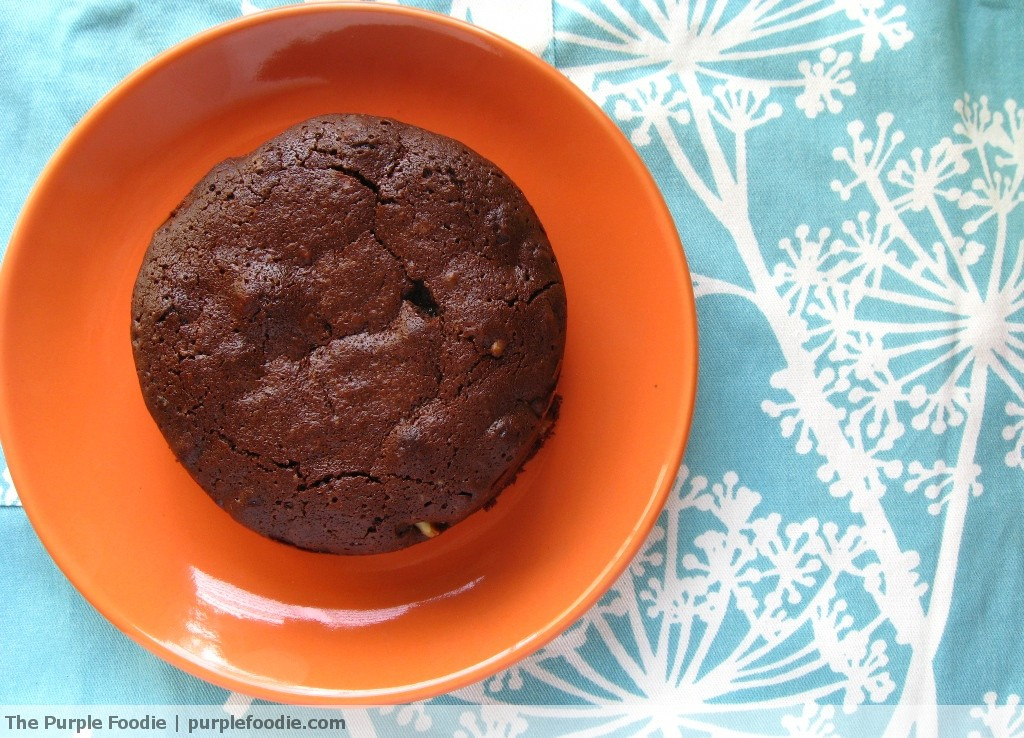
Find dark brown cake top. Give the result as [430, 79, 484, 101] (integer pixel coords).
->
[131, 114, 566, 554]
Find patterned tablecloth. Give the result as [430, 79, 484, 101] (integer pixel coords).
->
[2, 1, 1023, 736]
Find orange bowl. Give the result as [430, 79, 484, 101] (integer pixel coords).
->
[0, 3, 697, 703]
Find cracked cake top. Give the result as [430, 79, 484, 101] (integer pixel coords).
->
[130, 114, 566, 554]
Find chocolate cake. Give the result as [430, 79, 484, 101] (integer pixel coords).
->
[130, 114, 566, 554]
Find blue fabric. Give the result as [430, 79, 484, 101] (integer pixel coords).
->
[3, 1, 1023, 736]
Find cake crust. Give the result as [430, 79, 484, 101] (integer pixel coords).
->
[131, 114, 566, 554]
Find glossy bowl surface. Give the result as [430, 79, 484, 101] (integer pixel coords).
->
[0, 3, 698, 703]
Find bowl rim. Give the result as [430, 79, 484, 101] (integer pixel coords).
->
[0, 1, 699, 703]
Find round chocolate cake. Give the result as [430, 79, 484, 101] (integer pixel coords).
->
[131, 114, 566, 554]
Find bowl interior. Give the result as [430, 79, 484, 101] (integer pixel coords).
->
[0, 5, 696, 702]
